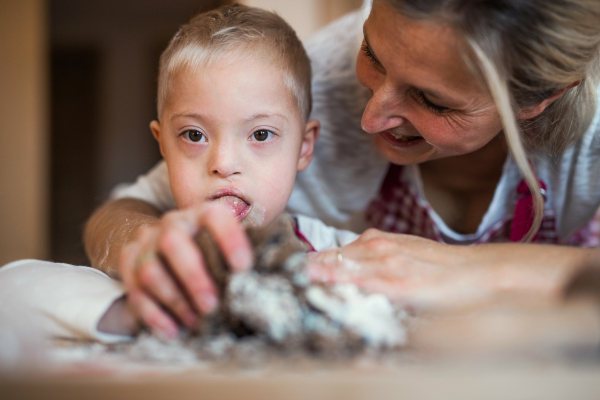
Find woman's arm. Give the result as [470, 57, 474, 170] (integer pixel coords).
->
[307, 229, 599, 311]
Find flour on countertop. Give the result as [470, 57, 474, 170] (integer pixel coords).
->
[306, 284, 405, 348]
[228, 273, 304, 343]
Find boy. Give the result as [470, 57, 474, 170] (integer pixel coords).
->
[0, 4, 357, 342]
[151, 3, 318, 230]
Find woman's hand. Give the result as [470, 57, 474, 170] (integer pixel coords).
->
[306, 229, 483, 310]
[306, 229, 597, 311]
[118, 203, 252, 339]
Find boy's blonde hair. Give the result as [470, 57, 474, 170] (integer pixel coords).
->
[381, 0, 600, 242]
[157, 4, 312, 122]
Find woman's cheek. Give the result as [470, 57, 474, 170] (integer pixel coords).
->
[355, 56, 369, 87]
[355, 56, 379, 93]
[406, 111, 466, 153]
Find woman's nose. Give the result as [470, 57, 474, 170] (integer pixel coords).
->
[208, 140, 241, 178]
[361, 83, 405, 134]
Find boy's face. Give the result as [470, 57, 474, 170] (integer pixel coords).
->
[151, 55, 319, 227]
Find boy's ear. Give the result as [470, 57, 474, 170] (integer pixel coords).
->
[297, 119, 320, 171]
[517, 81, 580, 120]
[150, 120, 165, 157]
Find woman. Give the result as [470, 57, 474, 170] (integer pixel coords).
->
[85, 0, 600, 338]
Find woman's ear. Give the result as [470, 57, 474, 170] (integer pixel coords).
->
[517, 81, 580, 120]
[150, 120, 165, 158]
[297, 119, 320, 171]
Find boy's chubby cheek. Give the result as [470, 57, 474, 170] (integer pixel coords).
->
[169, 173, 205, 210]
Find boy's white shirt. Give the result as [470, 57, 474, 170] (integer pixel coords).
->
[0, 260, 129, 343]
[0, 217, 358, 343]
[295, 214, 359, 251]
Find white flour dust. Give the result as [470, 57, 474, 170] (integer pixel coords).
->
[228, 273, 303, 342]
[243, 203, 266, 228]
[305, 284, 405, 348]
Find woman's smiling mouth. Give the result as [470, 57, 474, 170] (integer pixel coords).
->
[390, 133, 421, 142]
[380, 130, 425, 146]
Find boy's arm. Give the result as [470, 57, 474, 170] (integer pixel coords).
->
[84, 198, 162, 277]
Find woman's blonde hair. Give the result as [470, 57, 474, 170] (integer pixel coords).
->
[380, 0, 600, 241]
[157, 4, 312, 121]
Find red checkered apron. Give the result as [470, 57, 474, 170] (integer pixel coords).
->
[365, 164, 600, 246]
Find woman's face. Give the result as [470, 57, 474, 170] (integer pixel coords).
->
[357, 1, 504, 165]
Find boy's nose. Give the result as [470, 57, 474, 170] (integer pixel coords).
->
[209, 143, 241, 178]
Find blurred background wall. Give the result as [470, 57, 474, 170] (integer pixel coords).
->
[0, 0, 48, 266]
[0, 0, 363, 266]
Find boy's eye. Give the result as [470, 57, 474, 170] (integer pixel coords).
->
[185, 130, 206, 142]
[251, 129, 274, 142]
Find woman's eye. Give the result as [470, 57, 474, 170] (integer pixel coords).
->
[361, 43, 382, 68]
[415, 91, 450, 115]
[251, 129, 274, 142]
[185, 130, 206, 142]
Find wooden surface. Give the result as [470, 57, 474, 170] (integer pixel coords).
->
[2, 364, 600, 400]
[3, 289, 600, 399]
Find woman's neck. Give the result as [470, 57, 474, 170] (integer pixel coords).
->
[419, 133, 508, 234]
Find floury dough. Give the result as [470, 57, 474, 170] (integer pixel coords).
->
[123, 214, 406, 364]
[196, 213, 406, 353]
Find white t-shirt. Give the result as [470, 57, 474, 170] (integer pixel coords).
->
[113, 7, 600, 245]
[0, 260, 129, 343]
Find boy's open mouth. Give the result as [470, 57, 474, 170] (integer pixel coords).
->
[212, 195, 251, 221]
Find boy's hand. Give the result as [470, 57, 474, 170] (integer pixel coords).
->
[118, 203, 253, 339]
